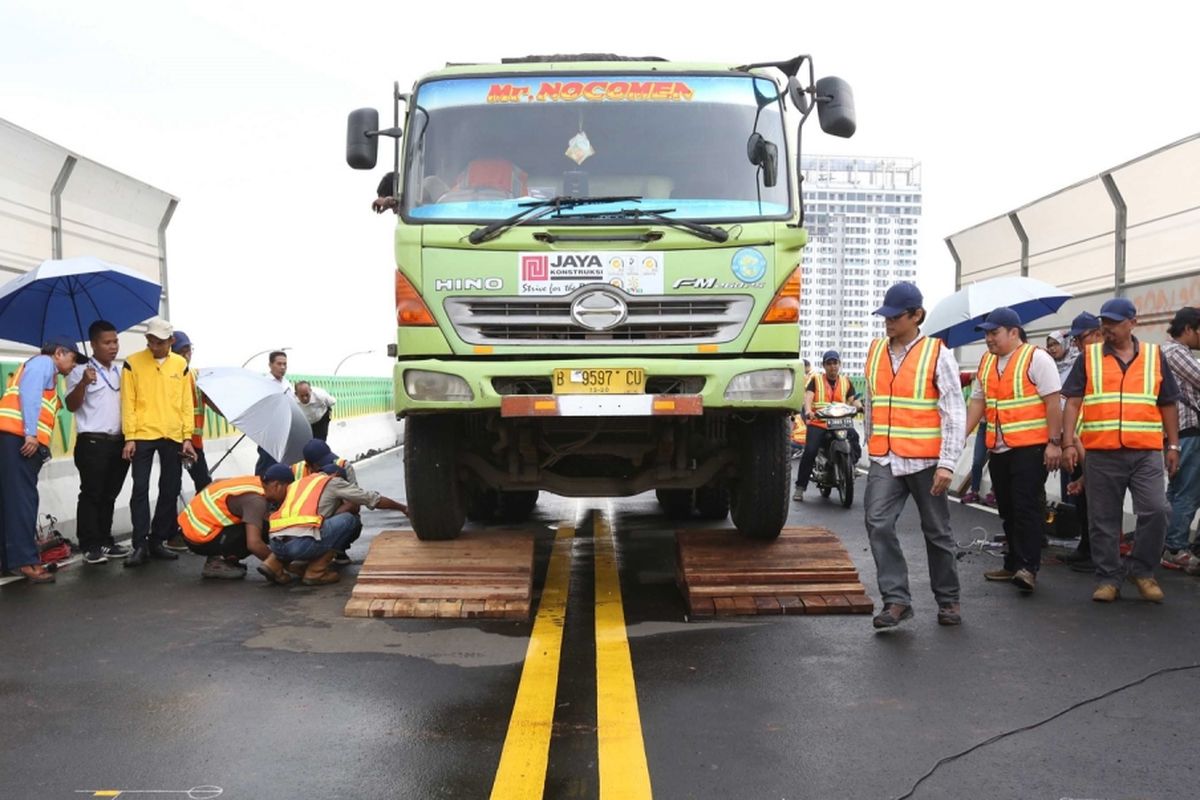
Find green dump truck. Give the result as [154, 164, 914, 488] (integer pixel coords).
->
[346, 54, 855, 541]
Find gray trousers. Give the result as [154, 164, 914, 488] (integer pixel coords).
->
[1083, 449, 1168, 585]
[865, 462, 961, 606]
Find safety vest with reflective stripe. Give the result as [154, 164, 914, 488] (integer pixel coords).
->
[1079, 341, 1163, 450]
[978, 343, 1049, 448]
[290, 457, 349, 481]
[0, 361, 62, 446]
[178, 477, 264, 544]
[268, 473, 333, 536]
[865, 336, 943, 458]
[809, 374, 853, 430]
[189, 373, 204, 449]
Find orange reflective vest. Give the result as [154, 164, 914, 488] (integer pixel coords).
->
[865, 336, 943, 458]
[268, 473, 333, 535]
[1079, 341, 1164, 450]
[291, 457, 349, 481]
[978, 344, 1049, 448]
[189, 373, 204, 449]
[790, 415, 807, 446]
[809, 374, 853, 430]
[178, 477, 264, 544]
[0, 361, 61, 446]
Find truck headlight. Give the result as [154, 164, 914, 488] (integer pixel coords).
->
[724, 369, 794, 401]
[404, 370, 474, 401]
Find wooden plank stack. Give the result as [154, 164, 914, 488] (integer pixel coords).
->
[676, 526, 874, 617]
[343, 529, 534, 619]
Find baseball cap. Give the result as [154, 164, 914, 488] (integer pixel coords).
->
[262, 464, 295, 485]
[1067, 312, 1101, 337]
[145, 317, 174, 340]
[302, 438, 333, 465]
[171, 330, 192, 353]
[1097, 298, 1137, 322]
[873, 282, 923, 317]
[821, 349, 841, 363]
[975, 307, 1023, 332]
[43, 334, 85, 364]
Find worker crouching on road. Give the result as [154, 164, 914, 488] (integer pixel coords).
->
[177, 468, 293, 580]
[1062, 298, 1181, 604]
[259, 462, 408, 586]
[862, 282, 966, 629]
[292, 438, 359, 564]
[964, 307, 1063, 593]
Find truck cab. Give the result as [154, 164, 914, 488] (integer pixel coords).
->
[347, 54, 855, 540]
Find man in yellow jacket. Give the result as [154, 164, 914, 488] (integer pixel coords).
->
[121, 317, 196, 567]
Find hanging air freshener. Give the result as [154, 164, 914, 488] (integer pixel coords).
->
[565, 128, 595, 165]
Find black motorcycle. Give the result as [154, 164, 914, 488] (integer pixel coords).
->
[810, 402, 859, 509]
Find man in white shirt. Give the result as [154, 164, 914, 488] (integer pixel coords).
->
[255, 349, 292, 476]
[64, 320, 132, 565]
[964, 308, 1063, 593]
[295, 381, 336, 441]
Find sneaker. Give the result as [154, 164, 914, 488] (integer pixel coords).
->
[984, 568, 1015, 581]
[1187, 556, 1200, 576]
[982, 492, 997, 508]
[792, 486, 805, 502]
[961, 490, 980, 505]
[1127, 575, 1164, 603]
[84, 549, 109, 565]
[1092, 583, 1120, 602]
[1011, 569, 1037, 592]
[1161, 550, 1198, 571]
[164, 534, 190, 552]
[332, 551, 352, 565]
[101, 543, 131, 559]
[201, 556, 246, 580]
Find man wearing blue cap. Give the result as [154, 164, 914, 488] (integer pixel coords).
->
[862, 282, 966, 628]
[1058, 312, 1103, 571]
[1062, 298, 1180, 603]
[793, 349, 862, 501]
[964, 307, 1063, 592]
[0, 336, 83, 584]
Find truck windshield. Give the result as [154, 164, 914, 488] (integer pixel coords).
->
[403, 74, 790, 222]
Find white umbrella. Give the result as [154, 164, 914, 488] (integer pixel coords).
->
[195, 367, 310, 466]
[924, 276, 1072, 347]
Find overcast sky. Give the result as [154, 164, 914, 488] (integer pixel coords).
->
[3, 0, 1196, 375]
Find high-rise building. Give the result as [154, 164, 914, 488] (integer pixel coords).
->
[798, 156, 922, 375]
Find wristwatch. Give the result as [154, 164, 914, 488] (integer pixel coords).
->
[1167, 444, 1182, 452]
[1048, 436, 1062, 446]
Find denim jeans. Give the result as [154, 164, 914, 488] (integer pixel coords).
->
[970, 424, 988, 493]
[0, 432, 46, 571]
[1165, 435, 1200, 552]
[268, 513, 358, 562]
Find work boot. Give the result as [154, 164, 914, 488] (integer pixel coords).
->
[147, 541, 179, 560]
[984, 568, 1015, 581]
[285, 560, 307, 577]
[1011, 569, 1036, 593]
[301, 552, 341, 586]
[256, 554, 293, 585]
[1092, 583, 1120, 603]
[1127, 575, 1164, 604]
[937, 603, 962, 626]
[792, 485, 805, 502]
[872, 603, 913, 629]
[202, 556, 246, 580]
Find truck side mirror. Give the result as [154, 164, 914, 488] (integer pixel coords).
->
[746, 133, 779, 187]
[346, 108, 380, 169]
[814, 77, 856, 138]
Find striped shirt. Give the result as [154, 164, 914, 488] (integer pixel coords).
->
[1162, 339, 1200, 432]
[863, 335, 967, 476]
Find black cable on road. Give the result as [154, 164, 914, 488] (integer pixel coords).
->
[890, 662, 1200, 800]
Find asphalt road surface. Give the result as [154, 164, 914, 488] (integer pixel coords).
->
[3, 447, 1199, 800]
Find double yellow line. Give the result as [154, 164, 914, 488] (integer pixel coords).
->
[490, 510, 653, 799]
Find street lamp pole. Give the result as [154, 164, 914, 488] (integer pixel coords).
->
[241, 346, 291, 369]
[334, 349, 375, 376]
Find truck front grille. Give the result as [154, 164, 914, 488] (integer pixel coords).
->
[492, 376, 706, 395]
[444, 293, 752, 344]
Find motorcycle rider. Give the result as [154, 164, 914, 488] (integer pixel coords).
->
[793, 350, 863, 502]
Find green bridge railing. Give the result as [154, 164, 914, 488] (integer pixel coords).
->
[0, 361, 393, 459]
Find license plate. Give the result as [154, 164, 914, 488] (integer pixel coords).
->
[553, 368, 646, 395]
[825, 417, 854, 429]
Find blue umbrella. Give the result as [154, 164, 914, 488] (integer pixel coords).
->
[0, 256, 162, 352]
[924, 277, 1072, 348]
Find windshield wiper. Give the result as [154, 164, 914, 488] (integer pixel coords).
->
[467, 195, 643, 245]
[559, 207, 729, 243]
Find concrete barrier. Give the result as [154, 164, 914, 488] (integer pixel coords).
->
[35, 413, 403, 540]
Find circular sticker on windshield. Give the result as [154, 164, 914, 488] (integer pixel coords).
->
[731, 248, 768, 283]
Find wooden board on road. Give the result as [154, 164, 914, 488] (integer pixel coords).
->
[676, 527, 873, 617]
[344, 530, 534, 619]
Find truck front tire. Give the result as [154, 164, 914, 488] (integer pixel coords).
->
[729, 414, 789, 540]
[404, 416, 466, 540]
